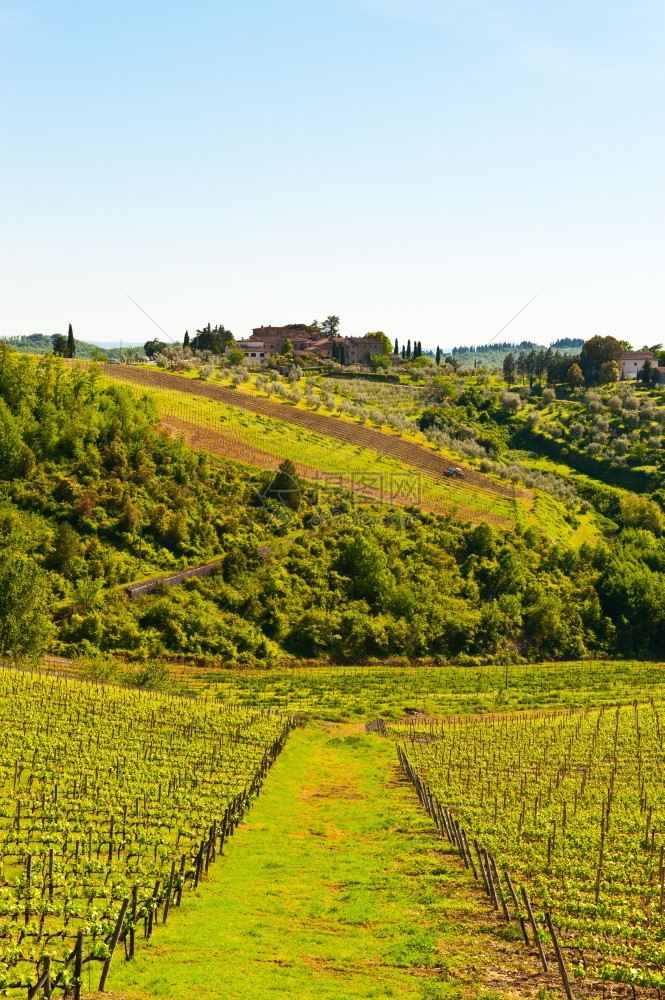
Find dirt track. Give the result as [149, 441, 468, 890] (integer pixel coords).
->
[103, 365, 527, 502]
[160, 416, 512, 525]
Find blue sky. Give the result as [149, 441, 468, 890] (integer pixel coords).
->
[1, 0, 663, 349]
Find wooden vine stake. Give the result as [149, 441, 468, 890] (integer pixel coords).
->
[482, 848, 499, 912]
[98, 896, 129, 992]
[521, 886, 548, 972]
[73, 928, 84, 1000]
[129, 885, 137, 959]
[595, 817, 605, 905]
[163, 859, 176, 925]
[545, 911, 574, 1000]
[48, 848, 54, 901]
[489, 855, 510, 922]
[27, 957, 51, 1000]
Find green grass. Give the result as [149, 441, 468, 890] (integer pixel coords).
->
[107, 725, 529, 1000]
[528, 490, 599, 544]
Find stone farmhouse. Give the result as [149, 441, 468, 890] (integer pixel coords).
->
[229, 326, 385, 364]
[619, 349, 665, 383]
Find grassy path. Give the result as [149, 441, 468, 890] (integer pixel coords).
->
[105, 725, 537, 1000]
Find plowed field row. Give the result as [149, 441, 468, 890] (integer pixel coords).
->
[160, 415, 512, 526]
[103, 365, 526, 501]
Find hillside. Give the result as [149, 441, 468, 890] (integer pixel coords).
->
[446, 339, 582, 369]
[4, 332, 136, 360]
[1, 346, 664, 668]
[97, 363, 528, 527]
[99, 361, 597, 543]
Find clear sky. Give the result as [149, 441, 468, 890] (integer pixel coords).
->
[1, 0, 663, 350]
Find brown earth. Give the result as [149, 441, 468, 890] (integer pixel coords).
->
[101, 364, 528, 502]
[160, 414, 513, 526]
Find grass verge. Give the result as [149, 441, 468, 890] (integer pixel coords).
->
[104, 725, 539, 1000]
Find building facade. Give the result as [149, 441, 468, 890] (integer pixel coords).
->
[229, 339, 274, 360]
[243, 328, 387, 364]
[620, 351, 656, 379]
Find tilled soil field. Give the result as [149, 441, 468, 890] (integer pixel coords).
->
[104, 365, 527, 502]
[160, 415, 512, 525]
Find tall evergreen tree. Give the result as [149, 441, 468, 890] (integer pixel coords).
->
[639, 359, 654, 384]
[394, 338, 398, 355]
[436, 345, 441, 365]
[406, 339, 411, 359]
[502, 352, 516, 385]
[516, 351, 527, 384]
[401, 346, 405, 359]
[183, 330, 190, 349]
[67, 324, 75, 358]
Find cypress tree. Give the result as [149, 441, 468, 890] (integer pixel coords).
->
[394, 338, 398, 355]
[436, 345, 441, 365]
[407, 339, 411, 359]
[401, 346, 405, 359]
[183, 330, 190, 348]
[503, 352, 516, 385]
[67, 324, 75, 358]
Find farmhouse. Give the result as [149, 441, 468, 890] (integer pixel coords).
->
[240, 327, 386, 364]
[231, 339, 274, 360]
[620, 350, 656, 379]
[251, 327, 314, 352]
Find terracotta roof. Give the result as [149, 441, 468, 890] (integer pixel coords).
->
[622, 351, 655, 360]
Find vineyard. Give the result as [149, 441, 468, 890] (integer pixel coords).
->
[164, 659, 665, 719]
[99, 363, 527, 507]
[99, 365, 605, 544]
[385, 700, 665, 992]
[158, 412, 515, 526]
[0, 670, 295, 997]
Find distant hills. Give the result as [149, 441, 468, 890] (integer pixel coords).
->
[2, 334, 142, 360]
[444, 338, 583, 368]
[5, 332, 585, 370]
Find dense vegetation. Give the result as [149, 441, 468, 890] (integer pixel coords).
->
[4, 333, 131, 360]
[444, 339, 581, 369]
[3, 345, 665, 669]
[0, 348, 282, 662]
